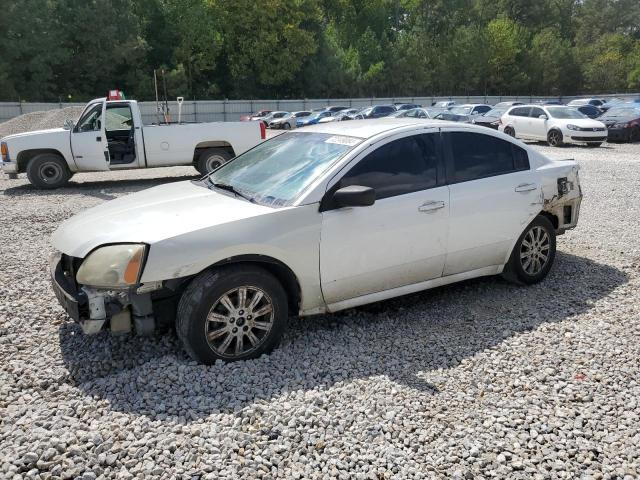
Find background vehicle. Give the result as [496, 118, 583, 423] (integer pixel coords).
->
[434, 112, 471, 123]
[269, 111, 311, 129]
[567, 98, 606, 108]
[389, 107, 433, 119]
[241, 110, 272, 121]
[432, 101, 457, 109]
[296, 111, 333, 127]
[394, 103, 422, 111]
[494, 101, 524, 108]
[500, 105, 607, 147]
[0, 98, 264, 187]
[449, 104, 492, 116]
[318, 109, 359, 122]
[598, 106, 640, 142]
[261, 111, 290, 127]
[50, 119, 582, 363]
[472, 107, 508, 129]
[319, 106, 350, 113]
[352, 105, 396, 119]
[574, 105, 602, 119]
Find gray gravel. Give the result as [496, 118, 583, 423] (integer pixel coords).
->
[1, 142, 639, 479]
[0, 107, 84, 139]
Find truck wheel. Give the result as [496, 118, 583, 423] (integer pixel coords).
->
[177, 265, 288, 364]
[503, 215, 556, 285]
[26, 153, 72, 189]
[196, 148, 232, 175]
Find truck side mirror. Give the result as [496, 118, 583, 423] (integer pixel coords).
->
[63, 119, 75, 130]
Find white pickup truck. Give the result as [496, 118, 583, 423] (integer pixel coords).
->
[0, 98, 265, 188]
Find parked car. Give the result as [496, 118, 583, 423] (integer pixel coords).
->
[394, 103, 422, 111]
[389, 108, 433, 119]
[50, 119, 582, 363]
[500, 105, 607, 147]
[269, 111, 312, 130]
[532, 100, 564, 106]
[432, 101, 457, 109]
[318, 109, 359, 123]
[352, 105, 396, 119]
[567, 98, 606, 108]
[296, 111, 334, 127]
[599, 98, 625, 112]
[493, 101, 524, 108]
[433, 112, 471, 123]
[261, 111, 290, 127]
[449, 104, 492, 116]
[598, 106, 640, 142]
[574, 105, 602, 119]
[0, 97, 265, 187]
[240, 110, 272, 122]
[471, 107, 508, 129]
[320, 106, 350, 113]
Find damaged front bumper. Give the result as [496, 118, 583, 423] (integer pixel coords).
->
[50, 252, 159, 335]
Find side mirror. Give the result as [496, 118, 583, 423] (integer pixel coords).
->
[63, 119, 75, 130]
[539, 114, 548, 120]
[333, 185, 375, 208]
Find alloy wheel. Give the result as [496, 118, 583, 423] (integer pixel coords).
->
[520, 226, 550, 275]
[548, 131, 562, 146]
[205, 286, 275, 358]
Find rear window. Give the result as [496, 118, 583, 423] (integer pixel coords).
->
[445, 132, 530, 183]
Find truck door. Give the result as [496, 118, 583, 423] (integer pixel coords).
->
[70, 101, 110, 171]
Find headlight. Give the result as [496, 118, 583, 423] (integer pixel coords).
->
[76, 244, 146, 288]
[566, 124, 580, 131]
[613, 122, 629, 128]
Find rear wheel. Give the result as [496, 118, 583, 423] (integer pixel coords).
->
[547, 129, 563, 147]
[177, 265, 288, 364]
[504, 215, 556, 284]
[504, 126, 516, 137]
[196, 148, 232, 175]
[26, 153, 72, 189]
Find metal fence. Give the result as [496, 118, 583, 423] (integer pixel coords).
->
[1, 93, 638, 125]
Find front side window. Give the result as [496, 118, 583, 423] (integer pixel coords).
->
[209, 132, 361, 207]
[75, 103, 103, 132]
[446, 132, 528, 183]
[510, 107, 531, 117]
[338, 134, 438, 200]
[529, 107, 546, 118]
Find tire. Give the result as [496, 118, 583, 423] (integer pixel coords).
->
[283, 122, 291, 130]
[586, 142, 602, 148]
[503, 126, 516, 137]
[177, 265, 288, 364]
[504, 215, 556, 285]
[26, 153, 72, 189]
[196, 148, 232, 175]
[547, 129, 563, 147]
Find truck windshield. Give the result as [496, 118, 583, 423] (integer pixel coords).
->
[207, 132, 362, 207]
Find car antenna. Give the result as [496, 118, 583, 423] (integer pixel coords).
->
[162, 69, 170, 124]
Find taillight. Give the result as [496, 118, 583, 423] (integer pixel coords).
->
[260, 122, 266, 139]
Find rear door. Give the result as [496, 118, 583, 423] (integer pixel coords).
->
[70, 102, 110, 171]
[442, 129, 540, 275]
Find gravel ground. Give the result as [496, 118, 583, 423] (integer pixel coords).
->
[1, 141, 639, 479]
[0, 107, 85, 139]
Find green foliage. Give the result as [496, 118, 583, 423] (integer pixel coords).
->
[1, 0, 639, 101]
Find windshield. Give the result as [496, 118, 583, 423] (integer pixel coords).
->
[207, 132, 361, 207]
[546, 107, 587, 119]
[450, 106, 472, 115]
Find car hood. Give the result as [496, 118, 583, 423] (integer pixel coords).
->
[2, 127, 67, 141]
[601, 115, 639, 123]
[559, 118, 605, 128]
[51, 180, 274, 258]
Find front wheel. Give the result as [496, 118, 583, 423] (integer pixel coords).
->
[26, 153, 72, 189]
[504, 215, 556, 284]
[177, 266, 288, 363]
[283, 122, 291, 130]
[547, 129, 563, 147]
[503, 126, 515, 137]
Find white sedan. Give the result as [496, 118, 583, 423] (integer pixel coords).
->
[50, 119, 583, 363]
[499, 105, 607, 147]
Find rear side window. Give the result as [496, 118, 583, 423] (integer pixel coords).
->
[339, 134, 439, 200]
[510, 107, 531, 117]
[445, 132, 529, 183]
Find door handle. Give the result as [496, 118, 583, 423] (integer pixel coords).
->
[418, 200, 445, 212]
[515, 183, 537, 192]
[96, 136, 102, 142]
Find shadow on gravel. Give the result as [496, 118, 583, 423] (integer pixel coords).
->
[2, 175, 198, 197]
[58, 251, 627, 420]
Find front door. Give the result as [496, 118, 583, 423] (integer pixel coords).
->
[525, 107, 548, 140]
[70, 101, 110, 171]
[442, 130, 541, 275]
[320, 130, 449, 307]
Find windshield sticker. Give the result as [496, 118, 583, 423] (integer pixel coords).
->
[325, 135, 361, 146]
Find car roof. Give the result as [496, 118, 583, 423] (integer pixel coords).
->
[296, 118, 481, 139]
